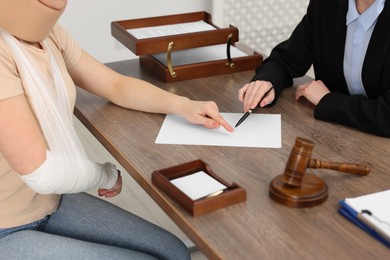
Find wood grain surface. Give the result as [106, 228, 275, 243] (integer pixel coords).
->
[75, 59, 390, 260]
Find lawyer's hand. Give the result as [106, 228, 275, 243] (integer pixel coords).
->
[238, 80, 275, 112]
[295, 80, 330, 105]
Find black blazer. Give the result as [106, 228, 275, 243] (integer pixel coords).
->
[252, 0, 390, 137]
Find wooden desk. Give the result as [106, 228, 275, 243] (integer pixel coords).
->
[75, 59, 390, 259]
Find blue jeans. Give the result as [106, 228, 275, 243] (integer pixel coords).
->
[0, 193, 190, 260]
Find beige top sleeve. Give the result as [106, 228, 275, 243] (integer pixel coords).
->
[0, 24, 82, 101]
[0, 36, 24, 100]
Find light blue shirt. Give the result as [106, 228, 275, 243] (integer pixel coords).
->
[343, 0, 386, 96]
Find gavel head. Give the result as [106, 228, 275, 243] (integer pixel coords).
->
[282, 137, 314, 187]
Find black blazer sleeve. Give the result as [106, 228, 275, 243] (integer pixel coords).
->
[251, 0, 390, 137]
[251, 0, 316, 102]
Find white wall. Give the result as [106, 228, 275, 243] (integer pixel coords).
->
[212, 0, 309, 56]
[59, 0, 211, 63]
[211, 0, 314, 77]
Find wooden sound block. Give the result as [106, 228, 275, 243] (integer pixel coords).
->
[269, 174, 328, 208]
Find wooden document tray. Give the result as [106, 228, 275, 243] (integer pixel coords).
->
[152, 160, 246, 216]
[111, 12, 263, 82]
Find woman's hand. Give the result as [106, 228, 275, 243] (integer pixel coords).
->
[180, 100, 234, 132]
[238, 80, 275, 112]
[69, 51, 233, 132]
[295, 80, 330, 105]
[98, 170, 122, 198]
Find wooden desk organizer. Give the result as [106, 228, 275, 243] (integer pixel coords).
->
[111, 12, 263, 82]
[152, 160, 246, 216]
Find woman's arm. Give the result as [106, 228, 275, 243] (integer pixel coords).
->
[314, 90, 390, 137]
[238, 0, 316, 111]
[0, 95, 120, 194]
[0, 94, 47, 175]
[68, 51, 233, 132]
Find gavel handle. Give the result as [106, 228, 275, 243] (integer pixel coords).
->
[308, 159, 370, 175]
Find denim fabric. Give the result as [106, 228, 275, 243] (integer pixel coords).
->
[0, 193, 190, 260]
[0, 216, 49, 239]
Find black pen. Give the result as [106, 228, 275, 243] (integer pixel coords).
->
[235, 86, 274, 128]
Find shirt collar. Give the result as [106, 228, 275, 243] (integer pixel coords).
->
[346, 0, 386, 30]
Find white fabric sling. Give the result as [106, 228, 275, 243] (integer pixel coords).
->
[0, 30, 117, 194]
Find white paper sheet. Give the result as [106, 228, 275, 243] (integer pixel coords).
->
[345, 190, 390, 239]
[155, 113, 281, 148]
[170, 171, 227, 200]
[152, 44, 248, 66]
[127, 21, 216, 39]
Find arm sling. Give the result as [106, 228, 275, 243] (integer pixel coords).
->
[0, 30, 117, 194]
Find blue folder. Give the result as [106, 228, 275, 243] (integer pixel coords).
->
[338, 200, 390, 248]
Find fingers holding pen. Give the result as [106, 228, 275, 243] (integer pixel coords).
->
[258, 85, 275, 108]
[238, 80, 275, 112]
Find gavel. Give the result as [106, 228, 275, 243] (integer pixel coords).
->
[269, 137, 370, 208]
[283, 137, 370, 187]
